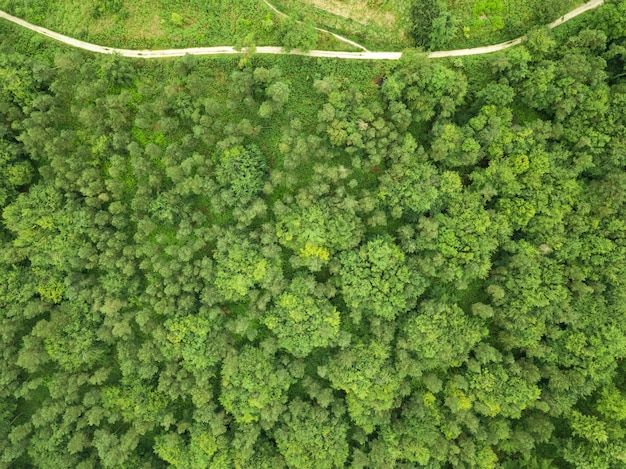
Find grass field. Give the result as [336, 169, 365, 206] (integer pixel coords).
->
[0, 0, 589, 51]
[272, 0, 584, 50]
[447, 0, 583, 48]
[271, 0, 412, 50]
[0, 0, 355, 50]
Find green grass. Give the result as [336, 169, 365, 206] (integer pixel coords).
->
[445, 0, 583, 49]
[268, 0, 585, 51]
[1, 0, 277, 47]
[0, 0, 352, 50]
[0, 0, 590, 52]
[270, 0, 412, 51]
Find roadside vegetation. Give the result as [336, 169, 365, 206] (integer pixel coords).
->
[268, 0, 412, 50]
[0, 0, 353, 50]
[271, 0, 587, 50]
[410, 0, 584, 50]
[0, 0, 591, 52]
[1, 0, 626, 468]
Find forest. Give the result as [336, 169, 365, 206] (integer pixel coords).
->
[2, 0, 626, 468]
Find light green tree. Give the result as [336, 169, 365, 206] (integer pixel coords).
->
[339, 236, 427, 321]
[263, 274, 340, 357]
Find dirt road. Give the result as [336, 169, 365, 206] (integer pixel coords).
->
[0, 0, 604, 60]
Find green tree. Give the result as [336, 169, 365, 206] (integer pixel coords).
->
[220, 345, 293, 426]
[275, 201, 363, 271]
[397, 300, 487, 373]
[215, 144, 267, 207]
[339, 236, 427, 321]
[274, 399, 349, 469]
[213, 230, 279, 302]
[277, 17, 318, 53]
[325, 340, 404, 433]
[377, 134, 440, 217]
[429, 9, 460, 50]
[263, 274, 340, 357]
[409, 0, 443, 48]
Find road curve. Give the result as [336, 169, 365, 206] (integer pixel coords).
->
[0, 0, 604, 60]
[429, 0, 604, 58]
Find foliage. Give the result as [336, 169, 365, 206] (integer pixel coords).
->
[216, 144, 268, 206]
[274, 399, 349, 468]
[277, 17, 318, 52]
[2, 3, 626, 467]
[408, 0, 580, 50]
[220, 345, 293, 425]
[263, 274, 340, 357]
[408, 0, 434, 47]
[269, 0, 411, 51]
[275, 201, 363, 271]
[0, 0, 280, 49]
[339, 236, 426, 321]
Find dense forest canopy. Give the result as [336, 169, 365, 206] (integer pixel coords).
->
[2, 1, 626, 468]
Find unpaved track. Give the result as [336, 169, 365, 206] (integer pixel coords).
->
[429, 0, 604, 58]
[262, 0, 369, 51]
[0, 0, 604, 60]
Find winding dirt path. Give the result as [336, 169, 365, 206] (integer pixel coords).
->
[0, 0, 604, 60]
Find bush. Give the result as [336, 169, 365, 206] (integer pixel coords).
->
[277, 18, 318, 52]
[91, 0, 123, 19]
[409, 0, 442, 48]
